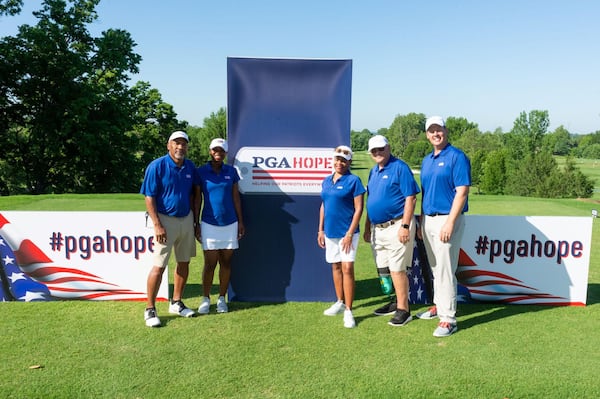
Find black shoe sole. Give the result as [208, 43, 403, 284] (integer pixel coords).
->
[388, 315, 413, 326]
[374, 310, 397, 316]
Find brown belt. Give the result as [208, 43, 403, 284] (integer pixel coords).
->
[373, 216, 403, 229]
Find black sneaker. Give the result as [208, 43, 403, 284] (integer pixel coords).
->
[373, 300, 397, 316]
[388, 309, 412, 326]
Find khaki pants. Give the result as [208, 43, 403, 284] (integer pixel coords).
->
[422, 214, 465, 324]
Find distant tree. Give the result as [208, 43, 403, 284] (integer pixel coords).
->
[510, 110, 550, 155]
[573, 131, 600, 158]
[581, 143, 600, 159]
[376, 127, 389, 136]
[129, 81, 185, 180]
[0, 0, 22, 16]
[558, 157, 594, 197]
[480, 149, 509, 195]
[445, 116, 478, 142]
[543, 125, 572, 155]
[350, 129, 371, 151]
[504, 152, 556, 197]
[469, 149, 488, 194]
[187, 108, 227, 165]
[386, 113, 426, 158]
[403, 140, 431, 168]
[0, 0, 143, 193]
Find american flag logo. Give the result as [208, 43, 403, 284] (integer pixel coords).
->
[0, 213, 148, 302]
[456, 250, 569, 305]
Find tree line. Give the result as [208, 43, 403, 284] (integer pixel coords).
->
[0, 0, 222, 195]
[351, 111, 597, 198]
[1, 0, 597, 198]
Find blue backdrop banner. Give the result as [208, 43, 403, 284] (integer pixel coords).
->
[227, 57, 352, 301]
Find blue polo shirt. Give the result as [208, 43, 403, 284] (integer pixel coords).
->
[140, 154, 197, 217]
[197, 162, 240, 226]
[321, 172, 366, 238]
[420, 144, 471, 215]
[366, 156, 420, 224]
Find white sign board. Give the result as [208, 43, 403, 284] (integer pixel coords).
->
[0, 211, 166, 302]
[233, 146, 334, 194]
[458, 216, 592, 305]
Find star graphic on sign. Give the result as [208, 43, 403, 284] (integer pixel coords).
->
[413, 257, 420, 267]
[3, 255, 14, 265]
[413, 275, 419, 285]
[0, 238, 5, 246]
[9, 271, 26, 283]
[417, 287, 423, 300]
[20, 291, 47, 302]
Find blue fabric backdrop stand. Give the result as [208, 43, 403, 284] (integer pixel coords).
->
[226, 57, 352, 302]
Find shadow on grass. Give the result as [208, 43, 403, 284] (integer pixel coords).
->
[351, 278, 582, 329]
[173, 283, 287, 312]
[171, 281, 598, 323]
[456, 303, 555, 332]
[458, 282, 599, 330]
[586, 283, 600, 305]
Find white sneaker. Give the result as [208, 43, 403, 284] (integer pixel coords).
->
[343, 309, 356, 328]
[168, 300, 195, 317]
[416, 306, 438, 320]
[144, 308, 161, 327]
[216, 296, 228, 313]
[323, 300, 345, 316]
[198, 297, 210, 315]
[433, 322, 458, 337]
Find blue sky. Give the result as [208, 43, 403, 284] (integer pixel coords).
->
[2, 0, 599, 134]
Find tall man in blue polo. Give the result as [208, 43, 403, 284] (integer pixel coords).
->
[363, 135, 420, 327]
[140, 131, 200, 327]
[418, 116, 471, 337]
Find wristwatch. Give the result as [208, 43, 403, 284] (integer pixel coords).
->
[401, 224, 410, 229]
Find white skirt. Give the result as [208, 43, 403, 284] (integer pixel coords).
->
[201, 221, 239, 250]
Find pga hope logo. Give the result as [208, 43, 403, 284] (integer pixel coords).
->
[234, 146, 335, 194]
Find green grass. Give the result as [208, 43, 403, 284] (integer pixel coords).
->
[1, 158, 599, 398]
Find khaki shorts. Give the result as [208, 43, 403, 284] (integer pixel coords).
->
[370, 220, 415, 272]
[153, 212, 196, 268]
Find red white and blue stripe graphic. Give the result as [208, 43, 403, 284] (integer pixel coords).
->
[234, 147, 334, 194]
[251, 169, 331, 181]
[456, 249, 575, 305]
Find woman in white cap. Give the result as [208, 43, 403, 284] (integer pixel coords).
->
[196, 138, 245, 314]
[317, 145, 365, 328]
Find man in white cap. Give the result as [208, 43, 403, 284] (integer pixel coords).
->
[363, 135, 420, 327]
[140, 130, 200, 327]
[417, 116, 471, 337]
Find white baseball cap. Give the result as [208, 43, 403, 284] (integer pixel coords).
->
[425, 116, 446, 131]
[333, 145, 353, 160]
[209, 138, 228, 152]
[367, 135, 389, 152]
[168, 131, 189, 142]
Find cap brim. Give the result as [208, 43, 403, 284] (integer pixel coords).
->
[333, 152, 352, 160]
